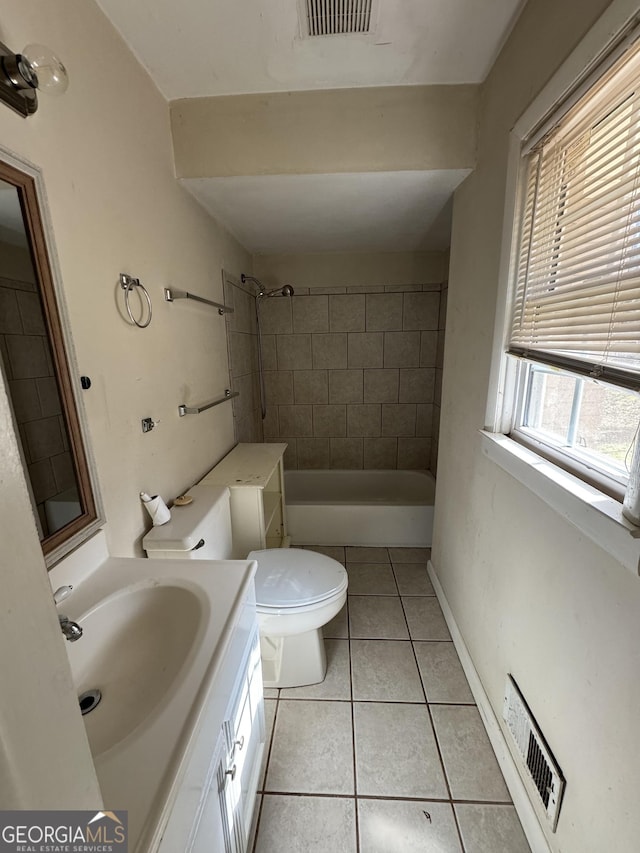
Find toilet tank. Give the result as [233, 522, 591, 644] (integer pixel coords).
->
[143, 484, 233, 560]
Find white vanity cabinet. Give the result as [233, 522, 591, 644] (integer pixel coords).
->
[188, 730, 231, 853]
[188, 631, 264, 853]
[49, 542, 265, 853]
[156, 581, 265, 853]
[200, 443, 288, 556]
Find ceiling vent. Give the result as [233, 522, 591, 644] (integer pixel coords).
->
[503, 676, 566, 831]
[301, 0, 375, 36]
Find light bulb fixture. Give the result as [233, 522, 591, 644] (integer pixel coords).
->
[0, 40, 68, 117]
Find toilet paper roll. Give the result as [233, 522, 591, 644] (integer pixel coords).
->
[140, 492, 171, 526]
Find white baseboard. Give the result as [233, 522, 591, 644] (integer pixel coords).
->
[427, 559, 551, 853]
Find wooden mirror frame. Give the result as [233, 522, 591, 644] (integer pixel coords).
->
[0, 151, 104, 567]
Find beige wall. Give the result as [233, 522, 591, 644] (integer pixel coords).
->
[0, 0, 250, 806]
[433, 1, 640, 851]
[254, 250, 446, 290]
[171, 85, 479, 177]
[1, 0, 251, 559]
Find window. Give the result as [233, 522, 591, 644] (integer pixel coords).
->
[513, 362, 640, 495]
[506, 37, 640, 508]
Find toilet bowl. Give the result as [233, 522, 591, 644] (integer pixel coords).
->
[142, 484, 348, 688]
[249, 547, 347, 687]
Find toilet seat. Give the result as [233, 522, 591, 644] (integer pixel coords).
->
[248, 548, 348, 610]
[256, 588, 346, 617]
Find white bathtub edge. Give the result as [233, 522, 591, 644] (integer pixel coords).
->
[287, 504, 433, 547]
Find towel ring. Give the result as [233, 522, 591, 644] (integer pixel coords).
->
[120, 273, 152, 328]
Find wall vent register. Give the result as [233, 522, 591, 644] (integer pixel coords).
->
[503, 675, 565, 831]
[301, 0, 374, 36]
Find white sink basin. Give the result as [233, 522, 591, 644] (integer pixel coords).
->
[68, 583, 207, 757]
[52, 555, 257, 852]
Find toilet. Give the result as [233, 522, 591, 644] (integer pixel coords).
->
[142, 483, 348, 688]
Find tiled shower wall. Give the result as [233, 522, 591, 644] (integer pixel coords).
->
[430, 278, 448, 474]
[256, 282, 448, 472]
[0, 243, 72, 537]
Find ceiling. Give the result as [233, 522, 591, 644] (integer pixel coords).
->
[181, 171, 468, 253]
[96, 0, 525, 255]
[96, 0, 524, 98]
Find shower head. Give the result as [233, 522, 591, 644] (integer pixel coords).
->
[265, 285, 295, 298]
[240, 273, 265, 295]
[241, 274, 294, 299]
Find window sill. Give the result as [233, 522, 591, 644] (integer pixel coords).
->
[479, 430, 640, 577]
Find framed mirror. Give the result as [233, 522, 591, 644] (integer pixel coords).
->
[0, 153, 103, 567]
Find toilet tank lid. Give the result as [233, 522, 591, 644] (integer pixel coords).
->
[143, 484, 229, 552]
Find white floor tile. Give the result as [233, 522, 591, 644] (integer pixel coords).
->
[351, 640, 423, 702]
[392, 563, 435, 596]
[402, 597, 451, 640]
[345, 546, 390, 563]
[413, 641, 474, 703]
[388, 547, 431, 563]
[323, 603, 348, 638]
[346, 562, 398, 595]
[349, 595, 409, 639]
[259, 699, 278, 789]
[358, 799, 463, 853]
[280, 639, 351, 700]
[455, 804, 532, 853]
[266, 699, 354, 794]
[354, 702, 447, 798]
[431, 705, 510, 802]
[255, 553, 519, 851]
[255, 794, 357, 853]
[304, 545, 346, 564]
[247, 794, 261, 852]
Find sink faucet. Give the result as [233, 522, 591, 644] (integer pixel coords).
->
[58, 614, 83, 642]
[53, 585, 83, 642]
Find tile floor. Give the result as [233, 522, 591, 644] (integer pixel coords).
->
[251, 546, 533, 853]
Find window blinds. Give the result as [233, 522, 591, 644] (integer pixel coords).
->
[509, 43, 640, 391]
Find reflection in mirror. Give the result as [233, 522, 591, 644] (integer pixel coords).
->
[0, 157, 101, 565]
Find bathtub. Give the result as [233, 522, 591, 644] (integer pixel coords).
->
[284, 469, 434, 547]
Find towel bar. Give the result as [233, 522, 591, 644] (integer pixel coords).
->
[164, 287, 233, 315]
[178, 389, 239, 417]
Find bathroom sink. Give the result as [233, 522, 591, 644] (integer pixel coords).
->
[66, 582, 207, 757]
[50, 554, 258, 851]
